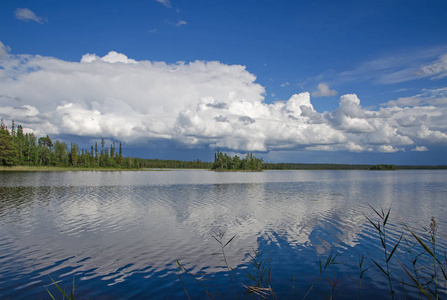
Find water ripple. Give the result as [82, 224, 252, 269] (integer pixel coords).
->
[0, 170, 446, 299]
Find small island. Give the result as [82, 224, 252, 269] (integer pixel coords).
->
[211, 150, 263, 171]
[369, 164, 397, 170]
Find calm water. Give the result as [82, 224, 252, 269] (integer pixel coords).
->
[0, 170, 446, 299]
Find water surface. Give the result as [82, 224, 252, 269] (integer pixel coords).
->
[0, 170, 446, 299]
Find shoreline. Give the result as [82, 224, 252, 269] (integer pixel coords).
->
[1, 165, 446, 172]
[0, 166, 146, 172]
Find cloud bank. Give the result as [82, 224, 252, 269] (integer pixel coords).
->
[1, 46, 446, 154]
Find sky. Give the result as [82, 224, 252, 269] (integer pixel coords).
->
[1, 0, 447, 165]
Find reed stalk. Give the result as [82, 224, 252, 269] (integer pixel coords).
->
[212, 230, 238, 299]
[363, 205, 402, 299]
[46, 276, 75, 300]
[243, 247, 277, 299]
[301, 252, 338, 300]
[400, 217, 447, 299]
[357, 254, 371, 300]
[175, 259, 215, 299]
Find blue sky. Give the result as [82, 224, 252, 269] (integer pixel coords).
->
[1, 0, 447, 164]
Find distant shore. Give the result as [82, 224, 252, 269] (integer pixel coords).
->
[1, 165, 446, 172]
[0, 166, 144, 172]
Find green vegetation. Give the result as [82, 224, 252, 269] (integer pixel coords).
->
[46, 277, 75, 300]
[369, 164, 397, 170]
[395, 165, 447, 170]
[136, 158, 212, 169]
[264, 162, 447, 170]
[263, 162, 372, 170]
[363, 206, 402, 298]
[0, 165, 141, 172]
[0, 119, 129, 169]
[212, 150, 263, 171]
[0, 120, 212, 170]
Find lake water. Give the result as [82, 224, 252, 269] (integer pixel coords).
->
[0, 170, 446, 299]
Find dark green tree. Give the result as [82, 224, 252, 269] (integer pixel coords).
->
[116, 142, 123, 166]
[15, 124, 26, 164]
[38, 135, 53, 165]
[0, 121, 18, 166]
[70, 143, 78, 166]
[54, 140, 68, 166]
[212, 151, 263, 171]
[23, 132, 38, 165]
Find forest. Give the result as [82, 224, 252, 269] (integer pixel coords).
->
[211, 150, 263, 171]
[0, 120, 127, 168]
[0, 120, 211, 169]
[369, 164, 397, 170]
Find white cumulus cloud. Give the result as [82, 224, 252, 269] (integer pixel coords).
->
[1, 45, 447, 155]
[312, 83, 337, 97]
[377, 145, 401, 153]
[81, 51, 137, 64]
[412, 146, 429, 152]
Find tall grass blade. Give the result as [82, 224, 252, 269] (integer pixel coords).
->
[380, 236, 386, 249]
[387, 235, 403, 263]
[363, 214, 383, 234]
[368, 204, 383, 219]
[224, 234, 236, 248]
[45, 288, 57, 300]
[302, 252, 337, 300]
[175, 260, 192, 300]
[371, 259, 388, 276]
[212, 231, 238, 299]
[399, 260, 433, 300]
[70, 277, 75, 300]
[175, 259, 214, 299]
[384, 207, 391, 226]
[402, 222, 435, 258]
[47, 277, 74, 300]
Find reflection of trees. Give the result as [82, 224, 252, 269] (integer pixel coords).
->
[0, 186, 49, 225]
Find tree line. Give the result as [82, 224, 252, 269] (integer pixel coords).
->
[0, 120, 214, 169]
[2, 120, 445, 170]
[369, 164, 397, 170]
[212, 150, 263, 171]
[0, 120, 129, 168]
[262, 162, 372, 170]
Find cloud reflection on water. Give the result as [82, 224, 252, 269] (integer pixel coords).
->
[0, 170, 446, 299]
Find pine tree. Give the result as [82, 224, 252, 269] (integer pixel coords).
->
[117, 142, 123, 166]
[38, 135, 53, 165]
[70, 143, 78, 166]
[54, 140, 68, 166]
[0, 125, 18, 166]
[95, 142, 98, 165]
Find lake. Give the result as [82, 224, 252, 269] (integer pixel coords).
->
[0, 169, 446, 299]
